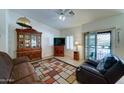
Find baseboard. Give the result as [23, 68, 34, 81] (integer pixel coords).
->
[42, 56, 54, 60]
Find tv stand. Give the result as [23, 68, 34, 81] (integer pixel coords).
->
[54, 46, 64, 57]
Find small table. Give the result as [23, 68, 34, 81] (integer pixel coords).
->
[74, 51, 80, 61]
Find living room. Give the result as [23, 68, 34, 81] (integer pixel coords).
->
[0, 9, 124, 84]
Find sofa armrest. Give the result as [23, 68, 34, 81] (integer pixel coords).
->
[76, 65, 107, 83]
[13, 56, 30, 65]
[80, 64, 104, 77]
[76, 68, 107, 83]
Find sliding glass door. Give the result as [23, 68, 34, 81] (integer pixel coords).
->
[84, 32, 96, 60]
[96, 31, 111, 60]
[84, 31, 111, 60]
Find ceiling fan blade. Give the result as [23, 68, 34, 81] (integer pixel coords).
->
[69, 10, 75, 16]
[55, 9, 64, 15]
[55, 9, 75, 19]
[63, 9, 70, 13]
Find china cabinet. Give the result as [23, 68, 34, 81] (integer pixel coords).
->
[16, 28, 42, 61]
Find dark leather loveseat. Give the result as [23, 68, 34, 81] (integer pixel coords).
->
[0, 51, 40, 84]
[76, 54, 124, 84]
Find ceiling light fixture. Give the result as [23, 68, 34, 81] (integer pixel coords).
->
[16, 17, 32, 28]
[56, 9, 75, 21]
[59, 14, 66, 21]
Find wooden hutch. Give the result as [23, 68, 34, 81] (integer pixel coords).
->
[16, 28, 42, 61]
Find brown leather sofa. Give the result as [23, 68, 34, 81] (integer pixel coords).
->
[76, 55, 124, 84]
[0, 51, 41, 84]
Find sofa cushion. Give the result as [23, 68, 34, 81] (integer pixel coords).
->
[0, 52, 13, 83]
[96, 54, 118, 74]
[14, 73, 40, 84]
[85, 59, 99, 67]
[10, 62, 35, 83]
[13, 56, 30, 65]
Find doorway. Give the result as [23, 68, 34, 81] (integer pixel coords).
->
[84, 31, 112, 60]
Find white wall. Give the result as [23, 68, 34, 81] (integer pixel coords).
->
[7, 11, 60, 58]
[61, 26, 84, 60]
[61, 14, 124, 60]
[0, 9, 9, 53]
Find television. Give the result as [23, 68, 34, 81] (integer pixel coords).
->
[54, 38, 65, 46]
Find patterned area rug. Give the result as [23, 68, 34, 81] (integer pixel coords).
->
[32, 58, 78, 84]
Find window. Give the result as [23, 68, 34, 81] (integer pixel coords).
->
[84, 31, 112, 60]
[66, 36, 74, 50]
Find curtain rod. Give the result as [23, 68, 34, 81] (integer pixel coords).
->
[84, 27, 120, 33]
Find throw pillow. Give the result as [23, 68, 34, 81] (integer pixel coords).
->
[96, 54, 118, 74]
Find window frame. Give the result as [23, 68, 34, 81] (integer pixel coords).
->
[66, 35, 74, 50]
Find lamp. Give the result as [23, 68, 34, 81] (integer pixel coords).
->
[16, 17, 32, 28]
[75, 41, 80, 51]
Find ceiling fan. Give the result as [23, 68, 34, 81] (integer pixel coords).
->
[56, 9, 75, 21]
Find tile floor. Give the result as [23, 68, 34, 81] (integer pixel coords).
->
[55, 56, 83, 67]
[32, 58, 78, 84]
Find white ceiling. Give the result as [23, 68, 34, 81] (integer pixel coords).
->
[10, 9, 124, 30]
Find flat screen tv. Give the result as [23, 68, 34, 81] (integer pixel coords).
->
[54, 38, 65, 46]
